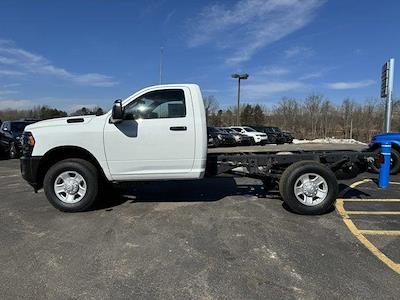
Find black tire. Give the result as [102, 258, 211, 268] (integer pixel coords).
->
[9, 142, 18, 159]
[370, 147, 400, 175]
[43, 158, 100, 212]
[279, 161, 338, 215]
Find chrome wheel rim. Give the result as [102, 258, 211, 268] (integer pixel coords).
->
[294, 173, 328, 206]
[54, 171, 87, 203]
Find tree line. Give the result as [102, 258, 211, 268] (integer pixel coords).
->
[205, 95, 400, 142]
[1, 95, 398, 143]
[0, 106, 104, 122]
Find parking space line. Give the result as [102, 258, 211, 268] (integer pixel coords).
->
[346, 211, 400, 215]
[336, 199, 400, 274]
[359, 230, 400, 236]
[336, 179, 400, 274]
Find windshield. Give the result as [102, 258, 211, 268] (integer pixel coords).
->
[208, 127, 221, 133]
[10, 122, 30, 133]
[243, 127, 256, 132]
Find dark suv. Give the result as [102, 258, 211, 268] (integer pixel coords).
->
[0, 120, 38, 158]
[207, 127, 237, 147]
[250, 126, 294, 144]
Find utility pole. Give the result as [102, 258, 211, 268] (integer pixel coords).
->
[231, 73, 249, 125]
[381, 58, 395, 132]
[159, 47, 164, 85]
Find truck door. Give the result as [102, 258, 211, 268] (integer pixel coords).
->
[103, 87, 195, 180]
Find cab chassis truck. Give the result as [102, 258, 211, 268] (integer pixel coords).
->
[20, 84, 374, 215]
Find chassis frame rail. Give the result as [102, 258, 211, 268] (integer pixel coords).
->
[206, 150, 375, 179]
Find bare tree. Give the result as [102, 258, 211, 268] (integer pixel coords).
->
[203, 95, 219, 123]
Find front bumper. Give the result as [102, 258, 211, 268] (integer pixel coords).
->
[20, 156, 42, 191]
[254, 136, 268, 143]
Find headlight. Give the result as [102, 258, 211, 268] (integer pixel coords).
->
[22, 131, 35, 156]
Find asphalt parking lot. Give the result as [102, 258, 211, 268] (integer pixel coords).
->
[1, 153, 399, 299]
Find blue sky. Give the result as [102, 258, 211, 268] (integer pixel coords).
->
[0, 0, 398, 111]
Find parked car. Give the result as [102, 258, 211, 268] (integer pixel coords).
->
[0, 119, 38, 158]
[207, 127, 236, 147]
[218, 127, 253, 145]
[252, 126, 294, 144]
[230, 126, 268, 144]
[249, 126, 280, 144]
[282, 130, 294, 144]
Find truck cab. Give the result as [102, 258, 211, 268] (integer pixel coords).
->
[21, 84, 207, 211]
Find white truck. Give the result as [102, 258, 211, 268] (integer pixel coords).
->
[20, 84, 374, 214]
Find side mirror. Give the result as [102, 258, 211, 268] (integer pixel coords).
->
[111, 99, 124, 123]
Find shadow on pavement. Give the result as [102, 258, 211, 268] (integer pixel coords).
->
[338, 183, 371, 198]
[90, 179, 377, 212]
[91, 176, 282, 211]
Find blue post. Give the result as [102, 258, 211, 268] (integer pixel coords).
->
[378, 143, 392, 188]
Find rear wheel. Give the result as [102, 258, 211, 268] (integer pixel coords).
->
[279, 161, 338, 215]
[44, 158, 100, 212]
[371, 147, 400, 175]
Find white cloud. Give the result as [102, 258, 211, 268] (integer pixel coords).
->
[0, 70, 25, 76]
[0, 89, 18, 96]
[0, 99, 34, 110]
[2, 83, 20, 88]
[299, 71, 322, 80]
[244, 81, 305, 98]
[0, 56, 17, 64]
[71, 73, 116, 87]
[0, 39, 117, 87]
[327, 80, 375, 90]
[258, 66, 290, 76]
[164, 9, 176, 25]
[187, 0, 324, 64]
[284, 46, 313, 58]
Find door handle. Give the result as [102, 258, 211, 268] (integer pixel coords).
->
[170, 126, 187, 131]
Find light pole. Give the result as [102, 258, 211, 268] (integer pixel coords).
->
[159, 47, 164, 84]
[231, 73, 249, 125]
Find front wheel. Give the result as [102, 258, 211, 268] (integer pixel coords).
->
[43, 158, 100, 212]
[279, 161, 338, 215]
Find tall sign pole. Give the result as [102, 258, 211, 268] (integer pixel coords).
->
[381, 58, 395, 132]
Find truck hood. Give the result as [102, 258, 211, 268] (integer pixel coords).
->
[25, 115, 97, 131]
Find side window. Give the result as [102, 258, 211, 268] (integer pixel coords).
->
[1, 122, 9, 131]
[124, 89, 186, 120]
